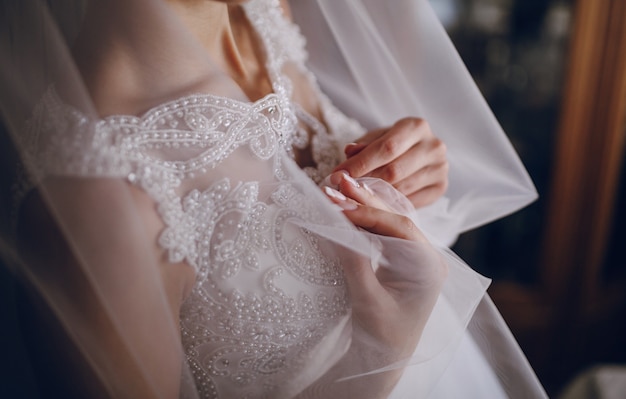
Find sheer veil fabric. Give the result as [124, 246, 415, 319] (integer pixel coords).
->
[291, 0, 537, 247]
[0, 0, 544, 398]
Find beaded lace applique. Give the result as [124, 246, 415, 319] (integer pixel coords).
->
[19, 0, 365, 397]
[244, 0, 365, 184]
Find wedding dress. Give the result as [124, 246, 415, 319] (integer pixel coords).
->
[0, 0, 545, 397]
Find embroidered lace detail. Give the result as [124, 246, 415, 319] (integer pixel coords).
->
[244, 0, 366, 185]
[20, 87, 351, 398]
[17, 90, 122, 183]
[15, 1, 368, 397]
[178, 179, 350, 399]
[244, 0, 308, 90]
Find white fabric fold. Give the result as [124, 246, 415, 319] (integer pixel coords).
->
[0, 0, 546, 397]
[292, 0, 538, 245]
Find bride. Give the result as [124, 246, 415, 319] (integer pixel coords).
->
[0, 0, 545, 397]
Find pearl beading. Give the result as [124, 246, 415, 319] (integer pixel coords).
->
[16, 1, 367, 397]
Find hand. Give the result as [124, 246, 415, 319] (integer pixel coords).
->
[297, 174, 447, 398]
[323, 172, 447, 354]
[333, 117, 449, 209]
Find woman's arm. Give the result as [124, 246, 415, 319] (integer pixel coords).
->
[17, 179, 191, 399]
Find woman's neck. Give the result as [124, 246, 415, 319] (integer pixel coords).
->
[167, 1, 244, 76]
[168, 1, 272, 99]
[72, 0, 270, 115]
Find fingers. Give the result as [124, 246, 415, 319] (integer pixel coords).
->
[334, 118, 428, 177]
[344, 142, 367, 158]
[329, 171, 391, 212]
[323, 186, 358, 211]
[393, 160, 449, 207]
[367, 134, 447, 185]
[344, 205, 426, 243]
[323, 186, 403, 307]
[337, 117, 448, 208]
[406, 183, 448, 208]
[392, 160, 448, 194]
[322, 180, 444, 352]
[323, 184, 426, 243]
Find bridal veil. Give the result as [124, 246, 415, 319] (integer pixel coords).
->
[0, 0, 544, 397]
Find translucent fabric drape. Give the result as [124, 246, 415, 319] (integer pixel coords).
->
[291, 0, 537, 246]
[0, 0, 545, 397]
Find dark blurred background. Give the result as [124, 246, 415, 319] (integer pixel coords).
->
[430, 0, 626, 396]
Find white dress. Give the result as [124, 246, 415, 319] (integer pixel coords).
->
[15, 0, 545, 398]
[22, 1, 363, 397]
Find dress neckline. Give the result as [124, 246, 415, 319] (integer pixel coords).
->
[95, 91, 283, 126]
[88, 0, 290, 124]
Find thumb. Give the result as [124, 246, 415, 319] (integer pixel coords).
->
[340, 251, 387, 307]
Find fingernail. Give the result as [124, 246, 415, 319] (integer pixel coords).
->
[363, 183, 374, 195]
[344, 142, 359, 154]
[324, 187, 358, 210]
[324, 186, 347, 200]
[336, 200, 358, 211]
[340, 171, 361, 188]
[330, 170, 345, 185]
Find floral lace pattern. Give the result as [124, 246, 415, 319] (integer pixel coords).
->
[18, 0, 366, 397]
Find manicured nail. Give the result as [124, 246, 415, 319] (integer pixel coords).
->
[344, 142, 359, 154]
[329, 171, 344, 185]
[340, 171, 360, 188]
[324, 186, 347, 200]
[336, 200, 358, 211]
[363, 183, 374, 195]
[324, 187, 358, 210]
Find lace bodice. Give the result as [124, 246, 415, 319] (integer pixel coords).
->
[19, 0, 366, 397]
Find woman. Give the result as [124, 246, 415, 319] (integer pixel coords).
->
[0, 0, 544, 397]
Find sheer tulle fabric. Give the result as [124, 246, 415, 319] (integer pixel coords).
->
[291, 0, 537, 246]
[0, 0, 545, 398]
